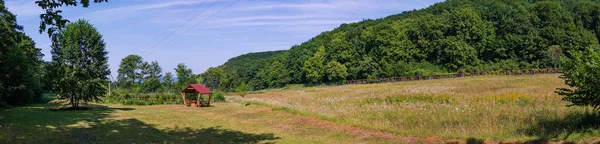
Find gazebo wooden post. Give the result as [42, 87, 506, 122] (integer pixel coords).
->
[181, 92, 186, 107]
[197, 93, 201, 107]
[208, 94, 212, 107]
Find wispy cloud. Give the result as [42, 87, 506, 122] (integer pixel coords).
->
[90, 0, 209, 15]
[8, 0, 445, 76]
[5, 0, 43, 18]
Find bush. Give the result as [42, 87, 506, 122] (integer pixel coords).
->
[213, 92, 226, 102]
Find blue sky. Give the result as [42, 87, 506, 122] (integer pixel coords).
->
[6, 0, 443, 79]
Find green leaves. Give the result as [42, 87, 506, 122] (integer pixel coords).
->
[325, 61, 348, 82]
[175, 63, 193, 89]
[236, 83, 250, 98]
[557, 46, 600, 110]
[199, 0, 600, 91]
[0, 2, 44, 105]
[117, 54, 143, 88]
[303, 46, 326, 83]
[50, 19, 109, 108]
[36, 0, 108, 37]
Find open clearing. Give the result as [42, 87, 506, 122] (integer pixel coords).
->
[242, 74, 600, 142]
[2, 74, 600, 143]
[0, 102, 408, 143]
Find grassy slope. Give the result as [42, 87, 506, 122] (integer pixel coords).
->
[242, 74, 600, 141]
[0, 100, 407, 143]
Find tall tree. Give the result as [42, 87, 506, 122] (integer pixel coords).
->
[49, 19, 109, 108]
[303, 46, 326, 83]
[174, 63, 193, 89]
[117, 54, 143, 88]
[162, 72, 174, 92]
[144, 61, 162, 79]
[203, 67, 224, 90]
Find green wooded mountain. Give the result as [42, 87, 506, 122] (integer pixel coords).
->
[201, 0, 600, 91]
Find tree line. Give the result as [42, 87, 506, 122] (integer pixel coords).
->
[2, 0, 600, 111]
[115, 54, 198, 93]
[0, 1, 45, 107]
[198, 0, 600, 92]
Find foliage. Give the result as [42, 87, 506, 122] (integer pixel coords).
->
[303, 46, 326, 83]
[325, 61, 348, 82]
[556, 47, 600, 110]
[35, 0, 108, 37]
[199, 0, 600, 91]
[162, 72, 174, 92]
[175, 63, 193, 89]
[117, 54, 143, 88]
[141, 78, 161, 93]
[546, 45, 564, 68]
[142, 61, 162, 79]
[49, 19, 110, 108]
[202, 67, 224, 90]
[237, 83, 250, 98]
[105, 90, 182, 105]
[0, 1, 44, 106]
[212, 92, 226, 102]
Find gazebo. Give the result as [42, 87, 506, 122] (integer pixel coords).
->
[181, 84, 212, 107]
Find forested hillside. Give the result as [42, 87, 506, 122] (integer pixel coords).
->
[203, 0, 600, 91]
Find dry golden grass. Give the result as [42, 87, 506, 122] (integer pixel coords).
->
[242, 74, 599, 141]
[2, 101, 418, 143]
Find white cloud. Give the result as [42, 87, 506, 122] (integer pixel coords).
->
[5, 0, 44, 18]
[90, 0, 210, 15]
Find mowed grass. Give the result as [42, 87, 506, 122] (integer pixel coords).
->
[0, 99, 411, 143]
[242, 74, 600, 141]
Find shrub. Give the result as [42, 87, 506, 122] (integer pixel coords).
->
[213, 92, 226, 102]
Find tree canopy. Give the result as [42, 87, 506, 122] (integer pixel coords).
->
[48, 19, 109, 108]
[199, 0, 600, 92]
[556, 46, 600, 110]
[0, 0, 44, 106]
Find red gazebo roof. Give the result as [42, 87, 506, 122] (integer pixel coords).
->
[181, 84, 212, 94]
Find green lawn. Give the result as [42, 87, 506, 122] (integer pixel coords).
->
[0, 98, 406, 143]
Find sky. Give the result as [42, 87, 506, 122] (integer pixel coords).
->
[5, 0, 444, 79]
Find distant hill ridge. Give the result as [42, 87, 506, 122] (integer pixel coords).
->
[201, 0, 600, 91]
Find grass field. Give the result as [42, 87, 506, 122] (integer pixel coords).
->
[0, 101, 415, 143]
[2, 74, 600, 143]
[241, 74, 600, 142]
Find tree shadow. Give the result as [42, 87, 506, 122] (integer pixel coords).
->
[519, 110, 600, 142]
[163, 126, 279, 143]
[466, 137, 484, 144]
[0, 102, 279, 143]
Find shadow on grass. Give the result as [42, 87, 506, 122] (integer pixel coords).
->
[0, 102, 279, 143]
[466, 138, 484, 144]
[520, 110, 600, 142]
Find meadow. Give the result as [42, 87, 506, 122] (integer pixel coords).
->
[2, 74, 600, 143]
[241, 74, 600, 142]
[0, 100, 405, 143]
